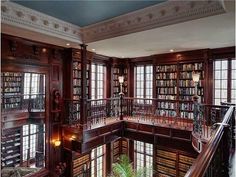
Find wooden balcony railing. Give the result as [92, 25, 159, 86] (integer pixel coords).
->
[185, 104, 235, 177]
[64, 97, 235, 176]
[1, 94, 45, 113]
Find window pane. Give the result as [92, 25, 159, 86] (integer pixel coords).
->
[221, 60, 228, 69]
[214, 61, 221, 70]
[215, 71, 221, 79]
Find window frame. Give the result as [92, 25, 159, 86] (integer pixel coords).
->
[213, 58, 236, 104]
[134, 140, 153, 177]
[91, 145, 105, 177]
[134, 65, 153, 99]
[91, 63, 106, 100]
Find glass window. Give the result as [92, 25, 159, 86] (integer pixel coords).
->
[91, 64, 106, 99]
[91, 145, 105, 177]
[213, 59, 235, 104]
[134, 141, 153, 177]
[135, 65, 153, 99]
[22, 124, 45, 165]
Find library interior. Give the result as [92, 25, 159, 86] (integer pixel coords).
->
[1, 1, 235, 177]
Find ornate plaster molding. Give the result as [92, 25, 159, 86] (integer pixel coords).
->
[1, 1, 227, 44]
[82, 0, 227, 43]
[1, 1, 82, 44]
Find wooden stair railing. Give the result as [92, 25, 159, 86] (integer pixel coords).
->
[185, 105, 235, 177]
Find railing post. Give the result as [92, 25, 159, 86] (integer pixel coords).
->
[193, 97, 199, 134]
[120, 94, 124, 120]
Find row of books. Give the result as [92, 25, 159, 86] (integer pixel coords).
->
[157, 102, 177, 109]
[3, 97, 21, 104]
[157, 95, 177, 100]
[73, 79, 81, 86]
[179, 71, 204, 80]
[156, 110, 177, 117]
[73, 62, 81, 70]
[179, 103, 193, 111]
[157, 88, 177, 95]
[2, 87, 21, 93]
[179, 80, 203, 87]
[156, 80, 177, 87]
[156, 65, 177, 72]
[180, 63, 203, 71]
[156, 73, 177, 79]
[3, 82, 22, 87]
[2, 103, 21, 109]
[1, 72, 22, 77]
[179, 88, 203, 95]
[180, 112, 194, 119]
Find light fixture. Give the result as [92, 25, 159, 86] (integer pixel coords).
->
[42, 48, 47, 53]
[192, 71, 200, 101]
[192, 72, 200, 83]
[118, 76, 124, 84]
[53, 140, 61, 147]
[92, 49, 95, 51]
[70, 135, 76, 140]
[170, 49, 174, 52]
[118, 76, 124, 96]
[66, 43, 70, 46]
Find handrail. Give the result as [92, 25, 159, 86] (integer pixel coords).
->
[185, 106, 235, 177]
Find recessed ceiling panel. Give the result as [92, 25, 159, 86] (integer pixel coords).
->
[13, 1, 165, 27]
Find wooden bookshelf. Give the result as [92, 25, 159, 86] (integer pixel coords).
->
[1, 127, 21, 167]
[156, 149, 177, 177]
[178, 154, 195, 177]
[155, 61, 205, 119]
[121, 139, 128, 155]
[73, 154, 90, 177]
[156, 64, 178, 117]
[156, 148, 196, 177]
[1, 72, 23, 110]
[179, 62, 204, 119]
[112, 140, 120, 163]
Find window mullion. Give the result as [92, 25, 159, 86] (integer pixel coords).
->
[228, 59, 232, 102]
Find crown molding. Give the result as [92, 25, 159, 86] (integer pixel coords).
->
[82, 0, 226, 43]
[1, 1, 82, 44]
[1, 1, 227, 45]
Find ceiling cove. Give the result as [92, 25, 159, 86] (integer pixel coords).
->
[13, 1, 166, 27]
[1, 0, 230, 51]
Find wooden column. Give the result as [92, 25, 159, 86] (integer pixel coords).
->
[106, 142, 112, 175]
[80, 44, 88, 127]
[106, 60, 112, 98]
[128, 62, 134, 97]
[129, 140, 134, 166]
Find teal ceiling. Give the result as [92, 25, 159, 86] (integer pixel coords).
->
[13, 1, 165, 27]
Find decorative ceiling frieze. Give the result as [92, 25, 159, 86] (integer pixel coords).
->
[1, 1, 82, 43]
[82, 0, 227, 43]
[1, 1, 227, 44]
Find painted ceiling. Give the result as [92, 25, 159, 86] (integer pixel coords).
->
[13, 0, 165, 27]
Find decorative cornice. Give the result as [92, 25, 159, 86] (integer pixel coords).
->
[1, 1, 227, 44]
[82, 0, 226, 43]
[1, 1, 82, 43]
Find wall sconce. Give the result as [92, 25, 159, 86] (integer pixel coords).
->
[70, 135, 76, 141]
[118, 76, 124, 95]
[192, 72, 200, 101]
[53, 140, 61, 147]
